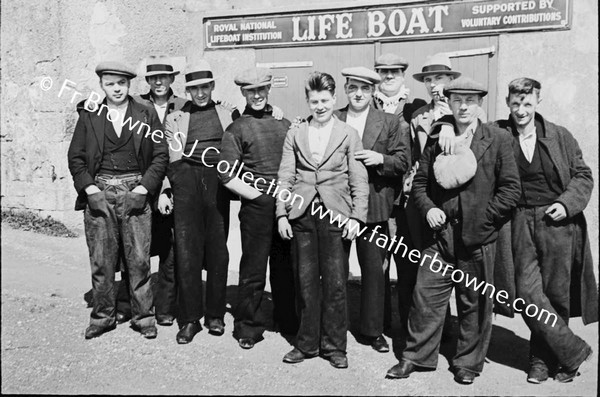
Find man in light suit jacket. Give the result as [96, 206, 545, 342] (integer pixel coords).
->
[335, 66, 409, 353]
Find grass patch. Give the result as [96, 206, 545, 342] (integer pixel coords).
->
[1, 209, 78, 238]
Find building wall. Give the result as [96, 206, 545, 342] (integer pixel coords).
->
[1, 0, 597, 260]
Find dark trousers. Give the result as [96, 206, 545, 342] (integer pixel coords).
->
[355, 221, 388, 337]
[234, 194, 298, 340]
[512, 206, 590, 370]
[403, 224, 495, 373]
[152, 212, 176, 318]
[168, 161, 229, 324]
[291, 203, 351, 356]
[84, 175, 154, 329]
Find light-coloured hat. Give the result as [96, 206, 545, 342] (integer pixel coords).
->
[95, 60, 136, 79]
[234, 67, 273, 89]
[443, 76, 488, 97]
[144, 55, 179, 77]
[184, 60, 214, 87]
[341, 66, 381, 85]
[412, 53, 461, 82]
[375, 53, 409, 71]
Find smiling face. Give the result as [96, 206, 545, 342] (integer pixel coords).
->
[449, 93, 483, 128]
[241, 85, 270, 111]
[187, 81, 215, 107]
[146, 74, 175, 98]
[507, 92, 539, 131]
[345, 78, 374, 112]
[100, 74, 130, 106]
[377, 68, 404, 96]
[307, 89, 336, 124]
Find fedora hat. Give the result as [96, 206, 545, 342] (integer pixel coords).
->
[412, 53, 461, 82]
[143, 55, 179, 77]
[184, 60, 214, 87]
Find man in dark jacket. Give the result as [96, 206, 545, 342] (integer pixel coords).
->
[493, 78, 597, 384]
[386, 77, 521, 384]
[335, 66, 409, 353]
[68, 60, 167, 339]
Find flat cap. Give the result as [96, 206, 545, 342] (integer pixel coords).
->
[374, 53, 409, 70]
[235, 67, 273, 89]
[185, 60, 214, 87]
[443, 76, 488, 97]
[95, 60, 137, 79]
[341, 66, 381, 85]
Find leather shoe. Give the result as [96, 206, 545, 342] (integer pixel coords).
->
[116, 312, 131, 324]
[140, 325, 157, 339]
[283, 348, 316, 364]
[328, 353, 348, 369]
[555, 345, 593, 383]
[453, 368, 478, 384]
[371, 335, 390, 353]
[527, 360, 549, 384]
[176, 321, 201, 344]
[386, 360, 416, 379]
[205, 318, 225, 336]
[239, 337, 256, 349]
[156, 315, 174, 326]
[84, 324, 116, 339]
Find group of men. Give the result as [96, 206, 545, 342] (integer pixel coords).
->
[68, 50, 596, 384]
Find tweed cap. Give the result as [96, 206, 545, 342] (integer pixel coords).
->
[95, 60, 136, 79]
[443, 76, 488, 97]
[144, 55, 179, 77]
[413, 53, 461, 82]
[235, 67, 273, 89]
[341, 66, 381, 85]
[184, 60, 214, 87]
[374, 53, 409, 71]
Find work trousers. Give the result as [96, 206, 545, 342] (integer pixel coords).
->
[168, 161, 230, 324]
[291, 203, 351, 356]
[84, 174, 155, 329]
[355, 221, 388, 337]
[512, 206, 590, 370]
[152, 212, 176, 318]
[403, 222, 496, 374]
[234, 194, 298, 340]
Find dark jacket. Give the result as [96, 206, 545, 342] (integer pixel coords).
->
[132, 89, 188, 125]
[492, 113, 598, 324]
[67, 96, 168, 210]
[335, 106, 409, 223]
[412, 121, 521, 248]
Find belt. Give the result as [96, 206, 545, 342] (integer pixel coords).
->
[96, 173, 142, 186]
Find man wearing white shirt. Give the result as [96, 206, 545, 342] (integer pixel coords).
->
[335, 66, 409, 353]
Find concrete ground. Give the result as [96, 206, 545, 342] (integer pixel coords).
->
[1, 221, 598, 395]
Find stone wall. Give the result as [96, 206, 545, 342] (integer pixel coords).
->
[2, 0, 598, 263]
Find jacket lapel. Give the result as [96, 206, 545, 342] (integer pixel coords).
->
[535, 115, 569, 188]
[470, 122, 493, 162]
[295, 122, 318, 169]
[129, 100, 147, 155]
[91, 102, 106, 152]
[319, 117, 348, 167]
[362, 107, 383, 150]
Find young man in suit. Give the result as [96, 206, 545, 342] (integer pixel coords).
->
[68, 60, 167, 339]
[334, 66, 409, 353]
[493, 78, 596, 384]
[386, 77, 521, 384]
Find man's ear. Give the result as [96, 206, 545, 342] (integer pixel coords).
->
[505, 96, 510, 107]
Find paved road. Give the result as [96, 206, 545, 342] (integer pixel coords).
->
[1, 225, 597, 395]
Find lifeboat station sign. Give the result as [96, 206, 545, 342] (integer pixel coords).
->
[205, 0, 570, 49]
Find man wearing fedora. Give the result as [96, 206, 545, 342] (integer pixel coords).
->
[334, 66, 408, 354]
[164, 60, 233, 344]
[133, 55, 188, 327]
[218, 67, 299, 349]
[394, 53, 463, 336]
[492, 78, 596, 384]
[68, 60, 167, 339]
[386, 77, 520, 384]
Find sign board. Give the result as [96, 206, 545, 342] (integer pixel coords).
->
[205, 0, 570, 49]
[272, 76, 289, 88]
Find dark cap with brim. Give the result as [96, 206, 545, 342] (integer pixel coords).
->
[443, 76, 488, 97]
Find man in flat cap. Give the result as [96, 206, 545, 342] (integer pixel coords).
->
[334, 66, 409, 353]
[68, 60, 167, 339]
[164, 60, 234, 344]
[492, 78, 596, 384]
[386, 77, 521, 384]
[218, 67, 298, 349]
